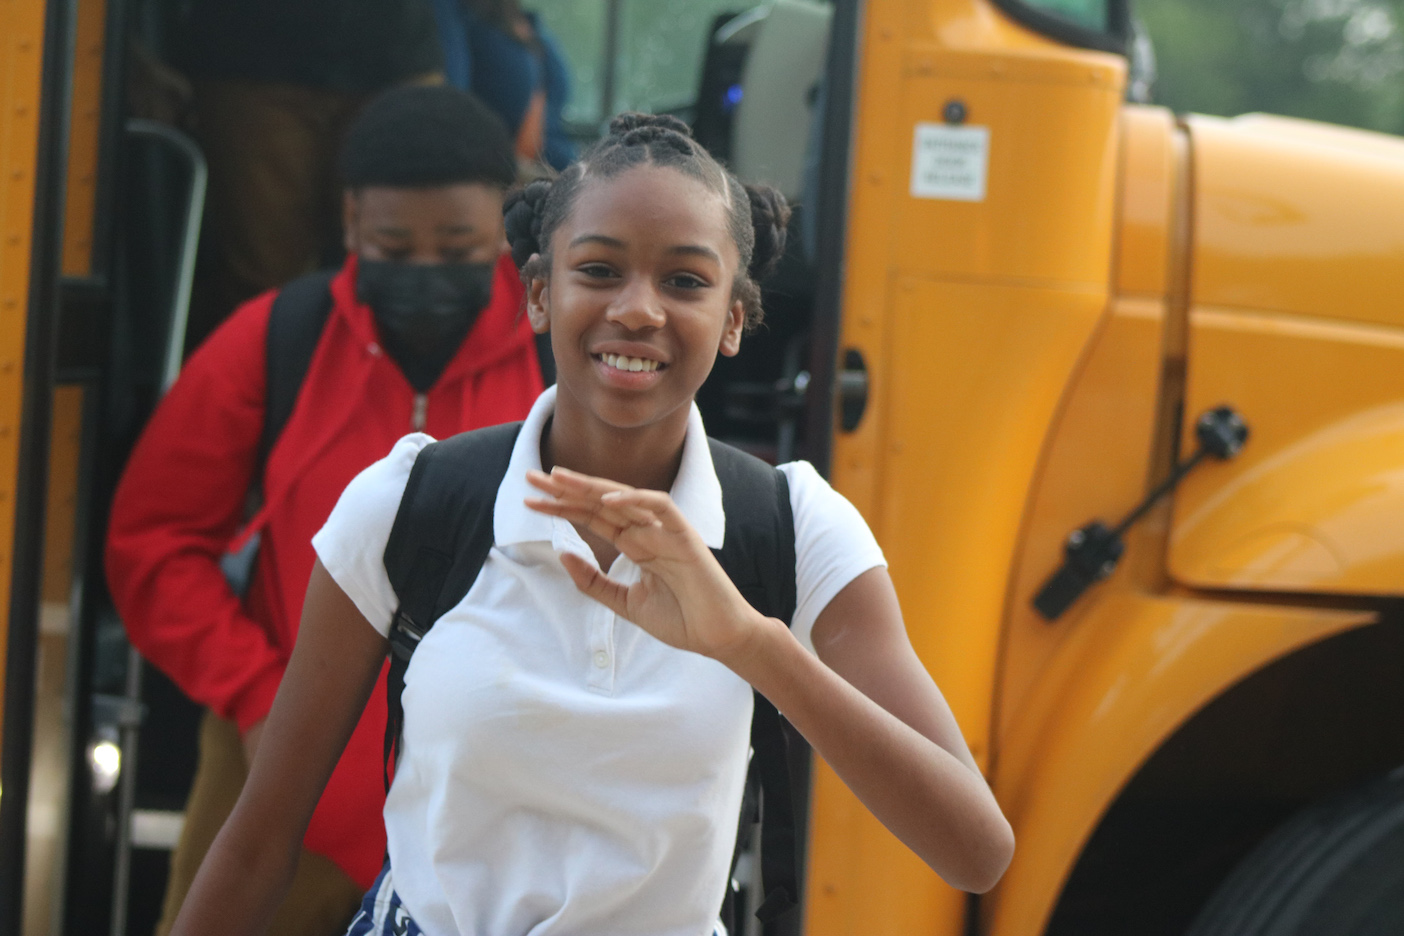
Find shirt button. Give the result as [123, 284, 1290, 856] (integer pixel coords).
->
[593, 651, 610, 669]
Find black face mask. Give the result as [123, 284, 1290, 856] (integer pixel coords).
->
[357, 259, 496, 392]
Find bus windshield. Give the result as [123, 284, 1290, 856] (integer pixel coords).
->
[992, 0, 1129, 52]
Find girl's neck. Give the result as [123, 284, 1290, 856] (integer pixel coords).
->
[541, 395, 690, 493]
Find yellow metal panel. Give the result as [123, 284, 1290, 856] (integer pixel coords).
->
[809, 3, 1126, 932]
[24, 384, 84, 936]
[0, 0, 47, 737]
[41, 385, 82, 605]
[893, 49, 1121, 287]
[994, 297, 1164, 747]
[61, 0, 107, 277]
[987, 593, 1373, 936]
[1113, 106, 1174, 297]
[1171, 308, 1404, 595]
[812, 275, 1111, 934]
[879, 276, 1106, 742]
[1189, 113, 1404, 329]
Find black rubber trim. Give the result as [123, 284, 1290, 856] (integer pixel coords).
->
[800, 0, 863, 478]
[989, 0, 1131, 55]
[0, 0, 75, 929]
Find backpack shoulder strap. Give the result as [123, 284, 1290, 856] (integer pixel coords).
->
[707, 439, 797, 625]
[260, 269, 337, 473]
[707, 439, 804, 928]
[380, 421, 523, 786]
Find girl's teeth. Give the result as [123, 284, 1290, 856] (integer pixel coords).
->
[602, 353, 659, 373]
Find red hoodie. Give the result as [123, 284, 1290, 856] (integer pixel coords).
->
[105, 252, 542, 888]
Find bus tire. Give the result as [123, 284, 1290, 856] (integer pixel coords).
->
[1186, 767, 1404, 936]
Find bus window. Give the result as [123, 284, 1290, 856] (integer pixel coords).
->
[529, 0, 766, 130]
[1020, 0, 1110, 31]
[991, 0, 1131, 52]
[526, 0, 608, 127]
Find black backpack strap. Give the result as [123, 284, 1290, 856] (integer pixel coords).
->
[259, 269, 337, 473]
[708, 440, 802, 928]
[380, 422, 523, 788]
[221, 271, 336, 597]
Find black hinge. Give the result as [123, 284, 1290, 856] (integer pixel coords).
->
[1034, 405, 1249, 621]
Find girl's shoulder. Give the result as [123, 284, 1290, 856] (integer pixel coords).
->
[775, 460, 887, 652]
[777, 459, 879, 545]
[776, 460, 863, 526]
[312, 433, 438, 636]
[366, 432, 436, 484]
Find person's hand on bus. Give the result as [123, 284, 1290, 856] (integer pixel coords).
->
[525, 466, 778, 665]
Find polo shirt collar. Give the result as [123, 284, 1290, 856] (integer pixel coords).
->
[493, 386, 726, 551]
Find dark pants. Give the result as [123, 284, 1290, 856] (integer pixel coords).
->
[185, 79, 365, 353]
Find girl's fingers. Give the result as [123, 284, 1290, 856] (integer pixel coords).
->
[525, 469, 623, 504]
[558, 551, 631, 616]
[603, 489, 691, 533]
[527, 468, 678, 526]
[525, 497, 660, 541]
[524, 470, 696, 549]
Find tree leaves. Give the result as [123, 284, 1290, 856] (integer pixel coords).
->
[1140, 0, 1404, 135]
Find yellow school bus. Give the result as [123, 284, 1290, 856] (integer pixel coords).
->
[3, 0, 1404, 934]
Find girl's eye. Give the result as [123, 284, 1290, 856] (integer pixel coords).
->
[577, 263, 617, 279]
[667, 273, 709, 290]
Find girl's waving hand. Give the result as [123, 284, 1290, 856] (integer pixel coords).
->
[525, 466, 777, 664]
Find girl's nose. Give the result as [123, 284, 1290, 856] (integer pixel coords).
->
[606, 277, 666, 331]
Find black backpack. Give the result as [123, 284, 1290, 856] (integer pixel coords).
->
[380, 424, 806, 931]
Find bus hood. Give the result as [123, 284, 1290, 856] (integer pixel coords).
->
[1186, 113, 1404, 330]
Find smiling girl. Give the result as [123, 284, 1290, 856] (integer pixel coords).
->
[171, 113, 1013, 936]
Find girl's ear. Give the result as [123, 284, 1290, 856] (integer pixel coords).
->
[718, 298, 746, 358]
[525, 258, 550, 335]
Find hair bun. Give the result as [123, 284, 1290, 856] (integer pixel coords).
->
[607, 112, 694, 139]
[745, 184, 791, 281]
[503, 179, 552, 269]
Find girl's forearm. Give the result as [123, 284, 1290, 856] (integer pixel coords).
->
[169, 806, 302, 936]
[725, 617, 1014, 893]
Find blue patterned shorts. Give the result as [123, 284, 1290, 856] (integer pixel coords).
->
[345, 862, 420, 936]
[345, 860, 730, 935]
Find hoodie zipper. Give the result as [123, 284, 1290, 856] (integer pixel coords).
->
[411, 393, 428, 432]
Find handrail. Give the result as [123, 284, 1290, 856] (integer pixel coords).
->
[108, 120, 206, 936]
[124, 119, 207, 391]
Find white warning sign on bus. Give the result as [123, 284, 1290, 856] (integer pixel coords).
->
[910, 123, 989, 201]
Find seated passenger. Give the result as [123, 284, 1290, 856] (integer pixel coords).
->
[105, 86, 543, 936]
[429, 0, 577, 170]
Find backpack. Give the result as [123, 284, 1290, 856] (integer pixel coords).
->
[381, 423, 805, 931]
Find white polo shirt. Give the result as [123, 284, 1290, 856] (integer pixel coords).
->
[313, 386, 885, 936]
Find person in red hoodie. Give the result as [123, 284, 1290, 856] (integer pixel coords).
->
[106, 85, 543, 936]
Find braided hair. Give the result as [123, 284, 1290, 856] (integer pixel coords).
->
[503, 113, 790, 329]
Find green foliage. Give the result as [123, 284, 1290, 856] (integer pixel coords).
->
[1139, 0, 1404, 136]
